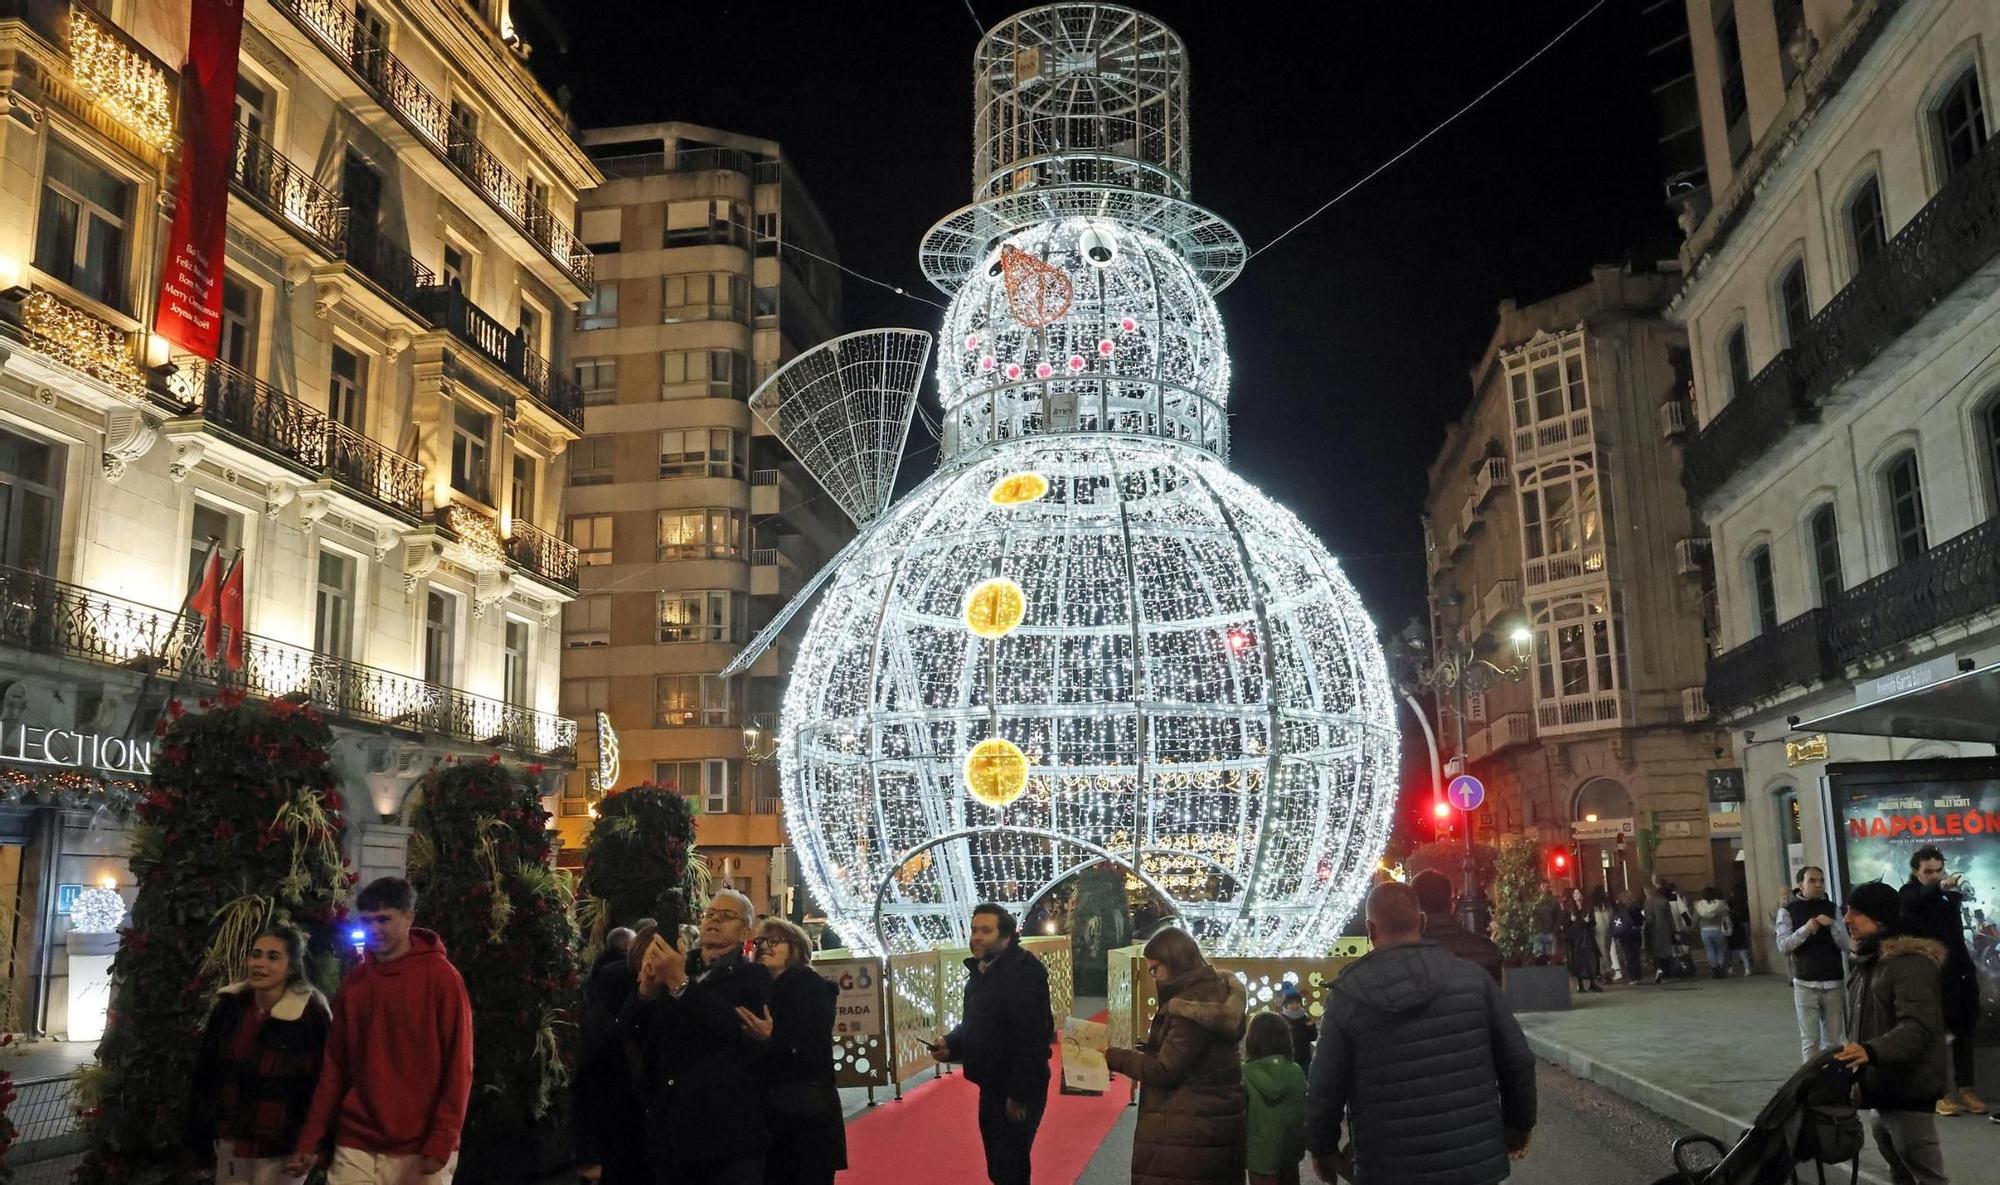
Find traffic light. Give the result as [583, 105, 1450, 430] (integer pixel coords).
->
[1432, 801, 1452, 820]
[1548, 847, 1569, 879]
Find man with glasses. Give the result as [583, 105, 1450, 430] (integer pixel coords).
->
[1899, 846, 1985, 1118]
[927, 904, 1052, 1185]
[622, 889, 770, 1184]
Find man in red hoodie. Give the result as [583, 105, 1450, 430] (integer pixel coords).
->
[286, 877, 473, 1184]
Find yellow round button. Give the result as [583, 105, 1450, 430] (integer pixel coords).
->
[963, 578, 1027, 639]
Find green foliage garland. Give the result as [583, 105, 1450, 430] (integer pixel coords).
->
[404, 757, 579, 1185]
[77, 695, 351, 1185]
[1491, 835, 1541, 962]
[577, 784, 705, 948]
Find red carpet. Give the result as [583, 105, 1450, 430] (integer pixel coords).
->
[841, 1042, 1130, 1184]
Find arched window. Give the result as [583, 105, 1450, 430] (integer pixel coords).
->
[1748, 544, 1778, 635]
[1518, 456, 1603, 582]
[1531, 592, 1619, 703]
[1979, 392, 2000, 518]
[1845, 174, 1887, 271]
[1722, 323, 1751, 402]
[1775, 259, 1810, 348]
[1809, 504, 1842, 607]
[1573, 777, 1634, 824]
[1882, 450, 1928, 563]
[1933, 65, 1989, 182]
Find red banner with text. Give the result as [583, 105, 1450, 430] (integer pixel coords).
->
[153, 0, 245, 360]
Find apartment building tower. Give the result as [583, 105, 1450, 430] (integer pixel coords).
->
[1423, 265, 1734, 898]
[558, 122, 848, 913]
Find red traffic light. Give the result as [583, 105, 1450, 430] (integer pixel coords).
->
[1432, 801, 1452, 819]
[1551, 850, 1568, 870]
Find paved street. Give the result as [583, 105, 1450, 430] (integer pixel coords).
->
[1072, 1062, 1696, 1184]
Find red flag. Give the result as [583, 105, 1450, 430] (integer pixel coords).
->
[191, 549, 222, 661]
[153, 0, 247, 358]
[220, 556, 246, 670]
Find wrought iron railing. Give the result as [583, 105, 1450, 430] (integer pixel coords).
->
[335, 215, 435, 313]
[0, 564, 575, 759]
[1825, 516, 2000, 667]
[230, 124, 343, 252]
[505, 518, 579, 591]
[4, 1072, 85, 1181]
[271, 0, 592, 290]
[413, 286, 585, 429]
[1686, 136, 2000, 502]
[175, 359, 425, 518]
[1705, 608, 1835, 715]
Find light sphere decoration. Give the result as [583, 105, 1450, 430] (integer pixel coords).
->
[964, 577, 1029, 639]
[71, 886, 128, 934]
[773, 3, 1399, 958]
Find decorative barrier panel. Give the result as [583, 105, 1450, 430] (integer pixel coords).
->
[1107, 939, 1373, 1052]
[1022, 935, 1074, 1029]
[810, 955, 892, 1091]
[887, 950, 943, 1084]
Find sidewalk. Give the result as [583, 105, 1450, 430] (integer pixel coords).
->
[1517, 973, 1996, 1185]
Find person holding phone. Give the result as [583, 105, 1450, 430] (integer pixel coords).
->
[1900, 846, 1984, 1117]
[619, 889, 770, 1184]
[926, 904, 1052, 1185]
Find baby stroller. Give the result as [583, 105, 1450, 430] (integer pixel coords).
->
[1650, 1051, 1862, 1185]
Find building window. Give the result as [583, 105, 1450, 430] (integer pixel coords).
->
[342, 150, 383, 232]
[663, 349, 747, 399]
[1982, 395, 2000, 516]
[512, 455, 536, 521]
[1846, 175, 1887, 272]
[1748, 545, 1778, 635]
[314, 549, 356, 660]
[564, 594, 610, 648]
[662, 273, 749, 323]
[1884, 450, 1928, 563]
[1775, 260, 1809, 348]
[442, 243, 469, 291]
[664, 199, 748, 248]
[1722, 324, 1751, 402]
[451, 407, 492, 502]
[579, 207, 621, 254]
[329, 345, 366, 433]
[658, 508, 744, 559]
[1531, 592, 1619, 702]
[1506, 349, 1587, 430]
[577, 358, 617, 405]
[1934, 66, 1989, 182]
[1715, 5, 1750, 163]
[1518, 457, 1602, 572]
[0, 427, 62, 576]
[219, 277, 256, 372]
[654, 758, 737, 812]
[518, 299, 545, 358]
[186, 500, 241, 591]
[35, 141, 132, 309]
[655, 675, 733, 726]
[561, 676, 609, 718]
[753, 285, 779, 323]
[754, 211, 779, 255]
[1809, 504, 1842, 607]
[503, 619, 530, 707]
[570, 436, 614, 485]
[659, 429, 742, 479]
[570, 514, 613, 566]
[576, 282, 617, 330]
[235, 73, 270, 142]
[424, 588, 456, 685]
[657, 590, 738, 642]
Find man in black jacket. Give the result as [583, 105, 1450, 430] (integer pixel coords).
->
[1413, 870, 1504, 984]
[575, 927, 646, 1185]
[929, 904, 1052, 1185]
[1899, 845, 1984, 1117]
[621, 890, 771, 1185]
[1307, 881, 1536, 1185]
[1839, 881, 1950, 1185]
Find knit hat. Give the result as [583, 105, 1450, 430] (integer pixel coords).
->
[1279, 983, 1303, 1001]
[1846, 881, 1900, 929]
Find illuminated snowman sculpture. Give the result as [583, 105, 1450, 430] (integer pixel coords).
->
[729, 4, 1398, 956]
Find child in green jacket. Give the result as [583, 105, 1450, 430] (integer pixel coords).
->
[1244, 1009, 1308, 1185]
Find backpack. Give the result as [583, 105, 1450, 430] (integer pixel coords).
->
[1793, 1074, 1863, 1185]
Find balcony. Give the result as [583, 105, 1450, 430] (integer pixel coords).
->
[1488, 712, 1534, 753]
[1480, 578, 1520, 626]
[1675, 537, 1712, 578]
[60, 2, 174, 149]
[336, 218, 436, 314]
[1824, 515, 2000, 669]
[1464, 726, 1491, 762]
[1472, 455, 1510, 506]
[1681, 686, 1710, 722]
[1523, 544, 1607, 588]
[505, 518, 579, 593]
[1511, 409, 1593, 461]
[12, 288, 147, 399]
[271, 0, 593, 292]
[1705, 608, 1835, 716]
[412, 286, 584, 430]
[1686, 136, 2000, 504]
[1535, 690, 1623, 735]
[1458, 491, 1481, 539]
[0, 563, 574, 760]
[1657, 399, 1690, 440]
[171, 358, 425, 518]
[230, 125, 343, 254]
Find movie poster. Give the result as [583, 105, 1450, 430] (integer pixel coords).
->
[1830, 759, 2000, 1041]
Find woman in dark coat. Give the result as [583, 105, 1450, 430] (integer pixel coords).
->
[1104, 927, 1248, 1185]
[186, 924, 332, 1183]
[1561, 886, 1602, 992]
[1613, 889, 1646, 987]
[737, 916, 846, 1185]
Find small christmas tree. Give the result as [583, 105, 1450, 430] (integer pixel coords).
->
[404, 757, 579, 1185]
[1491, 835, 1540, 962]
[77, 694, 351, 1185]
[576, 783, 706, 950]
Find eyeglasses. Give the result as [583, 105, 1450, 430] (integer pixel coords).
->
[700, 910, 745, 923]
[751, 936, 789, 950]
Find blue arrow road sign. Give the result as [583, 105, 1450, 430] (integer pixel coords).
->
[1447, 774, 1486, 812]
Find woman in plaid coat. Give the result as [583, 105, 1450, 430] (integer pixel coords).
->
[188, 924, 332, 1184]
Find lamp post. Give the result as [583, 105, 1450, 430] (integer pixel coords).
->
[1391, 615, 1533, 937]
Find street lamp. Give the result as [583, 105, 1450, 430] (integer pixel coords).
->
[741, 714, 779, 765]
[1389, 610, 1533, 937]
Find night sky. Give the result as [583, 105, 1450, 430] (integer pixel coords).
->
[530, 0, 1678, 633]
